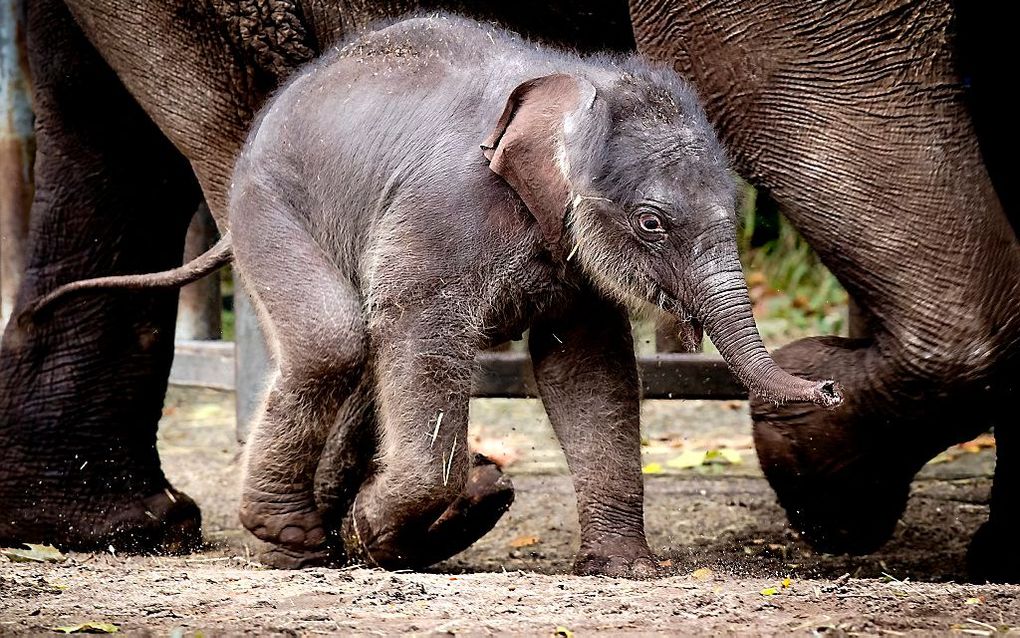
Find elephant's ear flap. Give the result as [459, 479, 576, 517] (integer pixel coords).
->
[481, 74, 596, 261]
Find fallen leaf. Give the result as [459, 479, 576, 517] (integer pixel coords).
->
[706, 448, 743, 465]
[52, 623, 119, 634]
[666, 448, 742, 470]
[691, 567, 713, 581]
[782, 578, 793, 589]
[964, 597, 982, 605]
[666, 450, 706, 469]
[641, 462, 664, 474]
[958, 433, 995, 454]
[554, 627, 574, 638]
[2, 544, 66, 563]
[760, 587, 778, 596]
[510, 535, 540, 549]
[658, 559, 674, 569]
[929, 434, 996, 465]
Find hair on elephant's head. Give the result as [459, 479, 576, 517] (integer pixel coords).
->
[482, 65, 842, 408]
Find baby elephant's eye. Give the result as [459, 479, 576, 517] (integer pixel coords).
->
[635, 210, 667, 238]
[639, 214, 663, 232]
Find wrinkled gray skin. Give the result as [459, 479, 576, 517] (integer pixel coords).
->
[223, 16, 837, 573]
[628, 0, 1019, 583]
[2, 0, 1015, 583]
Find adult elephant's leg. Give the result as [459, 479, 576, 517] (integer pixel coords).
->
[0, 0, 202, 551]
[630, 0, 1019, 561]
[530, 296, 656, 578]
[968, 419, 1019, 583]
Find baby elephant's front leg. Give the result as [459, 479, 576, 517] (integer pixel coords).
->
[530, 297, 657, 578]
[343, 314, 512, 568]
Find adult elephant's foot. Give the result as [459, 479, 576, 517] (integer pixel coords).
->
[0, 485, 201, 554]
[752, 337, 929, 554]
[240, 487, 328, 568]
[968, 521, 1020, 584]
[573, 541, 659, 578]
[88, 488, 201, 553]
[752, 336, 992, 555]
[341, 454, 514, 569]
[0, 0, 205, 559]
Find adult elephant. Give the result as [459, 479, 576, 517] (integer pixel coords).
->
[0, 0, 636, 557]
[627, 2, 1017, 581]
[0, 0, 1015, 581]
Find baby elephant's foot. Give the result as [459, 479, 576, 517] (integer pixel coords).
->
[424, 454, 516, 558]
[574, 541, 660, 579]
[239, 487, 327, 567]
[343, 454, 514, 569]
[251, 538, 330, 569]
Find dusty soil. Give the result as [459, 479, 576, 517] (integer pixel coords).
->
[2, 387, 1017, 636]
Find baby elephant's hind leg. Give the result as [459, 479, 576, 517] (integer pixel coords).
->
[234, 203, 366, 568]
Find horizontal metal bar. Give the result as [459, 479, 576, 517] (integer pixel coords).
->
[170, 341, 747, 400]
[472, 352, 746, 399]
[633, 353, 745, 400]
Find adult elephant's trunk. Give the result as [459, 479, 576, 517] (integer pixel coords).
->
[688, 240, 843, 409]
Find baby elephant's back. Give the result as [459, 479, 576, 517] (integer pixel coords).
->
[251, 17, 499, 223]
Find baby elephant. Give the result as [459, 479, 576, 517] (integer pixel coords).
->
[33, 14, 841, 575]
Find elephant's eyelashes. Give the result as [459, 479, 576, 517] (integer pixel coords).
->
[633, 209, 668, 241]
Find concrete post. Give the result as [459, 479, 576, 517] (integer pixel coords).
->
[234, 282, 273, 443]
[176, 202, 222, 340]
[0, 0, 33, 327]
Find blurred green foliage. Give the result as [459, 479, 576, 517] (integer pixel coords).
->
[220, 268, 235, 341]
[737, 185, 847, 347]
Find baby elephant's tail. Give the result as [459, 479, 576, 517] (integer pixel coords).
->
[23, 232, 234, 323]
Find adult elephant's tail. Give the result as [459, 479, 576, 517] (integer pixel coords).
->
[23, 232, 233, 322]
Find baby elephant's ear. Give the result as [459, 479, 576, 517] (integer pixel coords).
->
[481, 74, 597, 261]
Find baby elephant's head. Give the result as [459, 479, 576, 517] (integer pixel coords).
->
[482, 67, 842, 408]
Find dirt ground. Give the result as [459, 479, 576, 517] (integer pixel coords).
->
[2, 387, 1017, 636]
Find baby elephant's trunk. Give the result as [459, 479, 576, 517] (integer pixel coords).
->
[689, 241, 843, 409]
